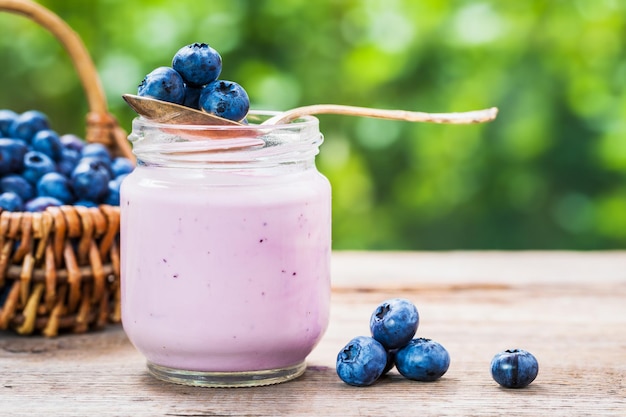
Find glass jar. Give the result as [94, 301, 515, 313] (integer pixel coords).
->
[120, 112, 331, 387]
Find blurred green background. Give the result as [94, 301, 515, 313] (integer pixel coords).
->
[1, 0, 625, 250]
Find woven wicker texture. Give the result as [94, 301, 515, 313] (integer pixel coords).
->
[0, 0, 132, 336]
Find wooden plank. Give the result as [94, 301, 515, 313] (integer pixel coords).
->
[0, 251, 624, 416]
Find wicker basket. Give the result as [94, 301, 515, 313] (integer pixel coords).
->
[0, 0, 134, 336]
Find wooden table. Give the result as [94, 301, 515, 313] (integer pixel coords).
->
[1, 251, 625, 416]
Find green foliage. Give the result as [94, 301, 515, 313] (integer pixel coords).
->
[1, 0, 625, 249]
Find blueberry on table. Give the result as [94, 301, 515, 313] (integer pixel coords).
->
[138, 66, 186, 105]
[336, 336, 388, 386]
[37, 172, 75, 204]
[490, 349, 539, 388]
[22, 151, 56, 185]
[395, 338, 450, 382]
[7, 110, 49, 143]
[199, 80, 250, 122]
[370, 298, 419, 349]
[382, 348, 397, 375]
[172, 43, 222, 87]
[0, 138, 28, 175]
[0, 192, 24, 212]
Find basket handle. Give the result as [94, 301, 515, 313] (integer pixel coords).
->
[0, 0, 134, 161]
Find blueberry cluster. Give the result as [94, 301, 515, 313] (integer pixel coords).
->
[336, 298, 450, 386]
[0, 109, 133, 212]
[138, 43, 250, 122]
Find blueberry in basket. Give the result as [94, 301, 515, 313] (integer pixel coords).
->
[0, 108, 134, 212]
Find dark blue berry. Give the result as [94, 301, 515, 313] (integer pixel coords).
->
[0, 192, 24, 212]
[336, 336, 388, 386]
[490, 349, 538, 388]
[110, 157, 134, 178]
[172, 43, 222, 87]
[199, 80, 250, 121]
[7, 110, 49, 143]
[138, 66, 185, 104]
[37, 172, 74, 204]
[182, 84, 203, 109]
[22, 151, 56, 185]
[59, 134, 85, 153]
[31, 129, 63, 162]
[370, 298, 419, 349]
[382, 349, 397, 375]
[81, 143, 111, 163]
[0, 138, 28, 175]
[0, 109, 18, 137]
[0, 174, 35, 201]
[56, 148, 81, 177]
[24, 196, 63, 212]
[74, 199, 98, 208]
[395, 338, 450, 382]
[103, 174, 127, 206]
[70, 159, 111, 202]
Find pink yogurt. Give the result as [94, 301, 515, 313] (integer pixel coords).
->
[120, 115, 331, 385]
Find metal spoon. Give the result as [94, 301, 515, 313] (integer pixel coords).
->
[122, 94, 498, 128]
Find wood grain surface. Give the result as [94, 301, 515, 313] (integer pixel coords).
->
[1, 251, 625, 416]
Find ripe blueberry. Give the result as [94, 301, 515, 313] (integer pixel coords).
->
[81, 143, 112, 163]
[370, 298, 419, 349]
[22, 151, 56, 185]
[336, 336, 388, 386]
[0, 109, 18, 137]
[24, 196, 63, 212]
[395, 338, 450, 382]
[59, 134, 85, 153]
[0, 138, 28, 175]
[172, 43, 222, 87]
[71, 159, 111, 202]
[7, 110, 50, 143]
[37, 172, 75, 204]
[0, 174, 35, 201]
[138, 66, 185, 105]
[0, 192, 24, 212]
[110, 157, 134, 178]
[490, 349, 538, 388]
[199, 80, 250, 121]
[182, 84, 203, 109]
[31, 129, 63, 162]
[56, 148, 81, 177]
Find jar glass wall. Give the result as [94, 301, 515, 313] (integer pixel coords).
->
[120, 113, 331, 387]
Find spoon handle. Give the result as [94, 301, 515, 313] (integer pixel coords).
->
[264, 104, 499, 125]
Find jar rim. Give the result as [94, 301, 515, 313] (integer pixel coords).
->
[131, 110, 319, 132]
